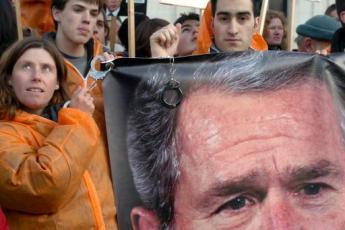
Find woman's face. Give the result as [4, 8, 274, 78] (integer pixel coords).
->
[266, 17, 284, 46]
[9, 48, 59, 115]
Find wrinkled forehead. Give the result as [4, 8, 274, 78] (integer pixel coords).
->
[176, 81, 343, 156]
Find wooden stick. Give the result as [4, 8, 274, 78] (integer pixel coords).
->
[109, 16, 118, 51]
[259, 0, 269, 35]
[15, 0, 23, 40]
[287, 0, 296, 51]
[128, 0, 136, 57]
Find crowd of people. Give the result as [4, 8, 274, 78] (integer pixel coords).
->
[0, 0, 345, 229]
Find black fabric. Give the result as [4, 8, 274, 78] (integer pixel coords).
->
[103, 52, 345, 229]
[209, 42, 221, 53]
[268, 44, 283, 50]
[331, 27, 345, 53]
[41, 103, 64, 122]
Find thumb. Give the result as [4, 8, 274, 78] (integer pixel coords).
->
[175, 23, 182, 35]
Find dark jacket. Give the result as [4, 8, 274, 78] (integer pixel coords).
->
[331, 27, 345, 53]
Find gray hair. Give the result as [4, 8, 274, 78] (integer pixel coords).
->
[295, 35, 306, 50]
[127, 51, 345, 228]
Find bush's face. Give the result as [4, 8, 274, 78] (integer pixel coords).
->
[173, 84, 345, 229]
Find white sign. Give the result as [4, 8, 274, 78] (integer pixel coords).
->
[126, 0, 145, 3]
[159, 0, 208, 9]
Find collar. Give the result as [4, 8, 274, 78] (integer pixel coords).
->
[209, 41, 254, 53]
[106, 7, 120, 17]
[209, 42, 221, 53]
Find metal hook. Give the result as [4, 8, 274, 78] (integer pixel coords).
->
[160, 57, 183, 109]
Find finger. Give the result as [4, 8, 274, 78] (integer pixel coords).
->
[72, 86, 83, 97]
[175, 23, 182, 35]
[102, 52, 115, 62]
[162, 30, 171, 47]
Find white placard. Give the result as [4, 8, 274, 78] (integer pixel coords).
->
[159, 0, 208, 9]
[126, 0, 145, 3]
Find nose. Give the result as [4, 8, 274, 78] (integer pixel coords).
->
[193, 26, 199, 36]
[31, 67, 42, 82]
[261, 196, 299, 230]
[82, 11, 91, 24]
[227, 19, 239, 35]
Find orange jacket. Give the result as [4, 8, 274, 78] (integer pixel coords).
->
[20, 0, 55, 35]
[0, 108, 116, 229]
[59, 38, 109, 143]
[195, 1, 268, 54]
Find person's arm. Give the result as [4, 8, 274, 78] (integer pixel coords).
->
[150, 23, 181, 58]
[0, 89, 98, 214]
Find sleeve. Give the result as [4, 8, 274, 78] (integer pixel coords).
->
[0, 108, 100, 214]
[20, 0, 55, 35]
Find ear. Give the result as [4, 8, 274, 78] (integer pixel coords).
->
[131, 207, 160, 230]
[340, 11, 345, 24]
[8, 79, 12, 86]
[55, 84, 59, 90]
[303, 37, 313, 52]
[52, 6, 61, 23]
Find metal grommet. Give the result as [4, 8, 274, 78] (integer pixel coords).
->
[160, 79, 183, 109]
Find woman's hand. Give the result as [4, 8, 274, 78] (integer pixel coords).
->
[69, 86, 95, 114]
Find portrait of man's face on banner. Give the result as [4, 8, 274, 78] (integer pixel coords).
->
[103, 52, 345, 230]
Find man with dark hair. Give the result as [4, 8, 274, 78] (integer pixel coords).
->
[325, 3, 339, 20]
[331, 0, 345, 52]
[174, 13, 200, 56]
[127, 52, 345, 229]
[48, 0, 112, 138]
[150, 0, 261, 57]
[209, 0, 261, 52]
[46, 0, 118, 228]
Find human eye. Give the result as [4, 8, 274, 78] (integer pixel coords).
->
[73, 5, 84, 13]
[90, 10, 99, 18]
[22, 62, 32, 71]
[42, 64, 53, 73]
[214, 195, 255, 215]
[97, 21, 104, 28]
[300, 183, 331, 197]
[238, 14, 250, 23]
[294, 182, 335, 206]
[182, 27, 191, 33]
[217, 15, 229, 24]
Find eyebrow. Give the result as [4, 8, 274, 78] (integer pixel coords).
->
[216, 11, 251, 17]
[195, 160, 341, 211]
[182, 24, 192, 29]
[197, 170, 265, 210]
[285, 160, 341, 185]
[73, 3, 98, 11]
